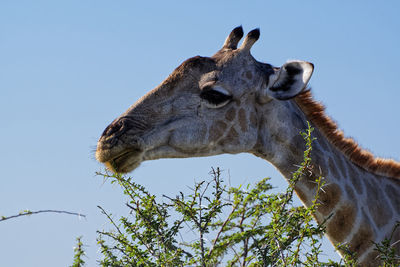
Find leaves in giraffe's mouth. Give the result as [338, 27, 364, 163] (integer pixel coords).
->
[105, 149, 142, 173]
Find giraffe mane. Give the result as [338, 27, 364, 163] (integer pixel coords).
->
[295, 89, 400, 179]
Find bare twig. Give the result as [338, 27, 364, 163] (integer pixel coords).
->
[0, 209, 85, 222]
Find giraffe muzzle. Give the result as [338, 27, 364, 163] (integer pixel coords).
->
[96, 129, 145, 173]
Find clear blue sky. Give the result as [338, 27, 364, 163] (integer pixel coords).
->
[1, 1, 399, 266]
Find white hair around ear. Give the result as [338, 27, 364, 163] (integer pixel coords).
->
[263, 60, 314, 101]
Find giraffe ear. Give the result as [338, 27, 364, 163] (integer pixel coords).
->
[264, 60, 314, 100]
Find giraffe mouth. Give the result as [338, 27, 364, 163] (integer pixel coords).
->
[101, 148, 143, 173]
[96, 133, 146, 173]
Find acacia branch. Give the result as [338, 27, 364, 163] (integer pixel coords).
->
[208, 201, 240, 256]
[0, 209, 86, 222]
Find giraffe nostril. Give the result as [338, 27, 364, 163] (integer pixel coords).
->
[101, 119, 129, 140]
[100, 116, 149, 146]
[101, 120, 120, 137]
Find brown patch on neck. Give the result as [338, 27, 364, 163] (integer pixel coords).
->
[364, 178, 393, 227]
[317, 183, 342, 216]
[294, 186, 308, 205]
[386, 184, 400, 211]
[326, 204, 356, 242]
[348, 224, 375, 258]
[295, 90, 400, 179]
[358, 250, 381, 267]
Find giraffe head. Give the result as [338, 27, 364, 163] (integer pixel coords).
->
[96, 27, 314, 173]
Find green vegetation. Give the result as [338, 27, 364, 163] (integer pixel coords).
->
[71, 236, 86, 267]
[71, 123, 399, 266]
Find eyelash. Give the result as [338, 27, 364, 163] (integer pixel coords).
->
[200, 86, 232, 106]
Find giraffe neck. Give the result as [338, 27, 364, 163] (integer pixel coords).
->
[251, 99, 400, 265]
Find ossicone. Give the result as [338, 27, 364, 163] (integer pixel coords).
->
[222, 26, 244, 50]
[239, 28, 260, 52]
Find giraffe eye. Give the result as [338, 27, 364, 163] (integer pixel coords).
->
[200, 85, 232, 108]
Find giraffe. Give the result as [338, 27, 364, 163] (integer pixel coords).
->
[95, 27, 400, 265]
